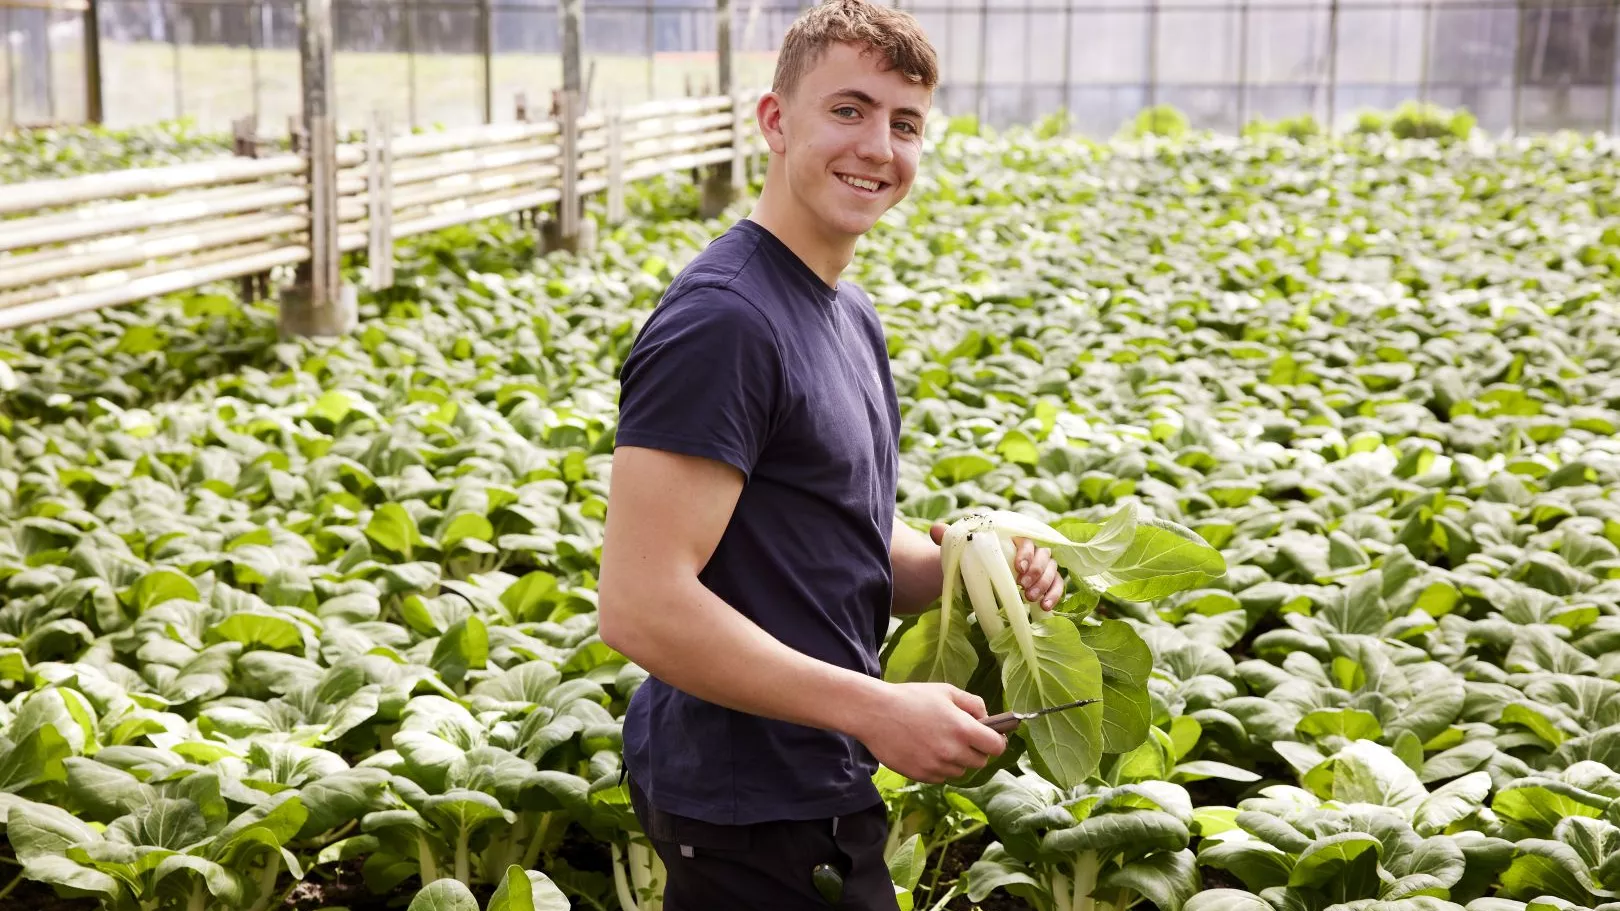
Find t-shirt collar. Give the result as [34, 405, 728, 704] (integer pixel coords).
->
[736, 218, 841, 305]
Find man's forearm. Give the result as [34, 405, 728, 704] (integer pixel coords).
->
[890, 518, 945, 614]
[601, 576, 891, 739]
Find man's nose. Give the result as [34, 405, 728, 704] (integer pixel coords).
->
[855, 120, 893, 164]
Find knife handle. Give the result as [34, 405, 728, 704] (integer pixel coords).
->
[981, 712, 1021, 734]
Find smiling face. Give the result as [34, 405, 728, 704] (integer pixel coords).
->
[757, 40, 933, 245]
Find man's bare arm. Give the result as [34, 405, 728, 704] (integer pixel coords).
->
[890, 517, 945, 615]
[598, 445, 886, 734]
[597, 446, 1008, 783]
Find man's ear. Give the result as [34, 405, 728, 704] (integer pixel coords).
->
[756, 91, 788, 155]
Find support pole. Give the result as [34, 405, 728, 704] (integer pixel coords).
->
[1237, 0, 1249, 130]
[560, 89, 580, 241]
[5, 7, 14, 129]
[607, 108, 626, 224]
[250, 0, 262, 125]
[1511, 0, 1524, 134]
[282, 0, 356, 338]
[700, 0, 740, 218]
[233, 115, 271, 303]
[717, 0, 732, 102]
[562, 0, 581, 103]
[1321, 0, 1334, 131]
[166, 0, 181, 120]
[1061, 0, 1073, 129]
[405, 0, 418, 128]
[976, 0, 988, 123]
[542, 0, 592, 253]
[366, 108, 394, 291]
[478, 0, 493, 123]
[44, 1, 55, 123]
[1419, 0, 1433, 108]
[84, 0, 103, 123]
[1326, 0, 1339, 131]
[730, 82, 746, 189]
[516, 92, 539, 231]
[1609, 0, 1618, 136]
[1146, 0, 1159, 110]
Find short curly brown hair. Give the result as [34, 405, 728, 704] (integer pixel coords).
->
[771, 0, 939, 98]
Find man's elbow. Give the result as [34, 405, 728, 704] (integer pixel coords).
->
[599, 556, 695, 665]
[596, 584, 639, 659]
[597, 573, 666, 665]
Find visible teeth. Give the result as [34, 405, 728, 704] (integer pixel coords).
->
[841, 175, 881, 191]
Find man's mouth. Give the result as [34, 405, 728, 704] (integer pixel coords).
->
[838, 173, 887, 194]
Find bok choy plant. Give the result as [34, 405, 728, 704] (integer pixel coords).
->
[885, 503, 1225, 788]
[406, 863, 571, 911]
[954, 768, 1203, 911]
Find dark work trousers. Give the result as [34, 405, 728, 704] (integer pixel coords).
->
[628, 777, 901, 911]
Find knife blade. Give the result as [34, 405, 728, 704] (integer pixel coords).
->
[981, 698, 1101, 733]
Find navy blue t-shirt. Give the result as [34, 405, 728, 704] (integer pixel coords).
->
[613, 218, 902, 826]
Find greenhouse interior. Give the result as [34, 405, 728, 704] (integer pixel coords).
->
[2, 0, 1620, 908]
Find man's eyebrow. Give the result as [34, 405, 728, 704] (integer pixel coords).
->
[827, 89, 925, 121]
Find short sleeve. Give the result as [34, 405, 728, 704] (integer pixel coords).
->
[614, 288, 783, 478]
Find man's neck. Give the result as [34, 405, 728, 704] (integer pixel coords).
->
[745, 191, 855, 291]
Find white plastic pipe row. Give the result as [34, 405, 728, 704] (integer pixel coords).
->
[0, 245, 309, 332]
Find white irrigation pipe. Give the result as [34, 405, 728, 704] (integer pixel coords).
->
[0, 213, 307, 292]
[0, 184, 308, 255]
[0, 245, 309, 331]
[0, 154, 323, 216]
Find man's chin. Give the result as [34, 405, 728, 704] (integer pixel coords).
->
[826, 206, 888, 238]
[791, 198, 888, 242]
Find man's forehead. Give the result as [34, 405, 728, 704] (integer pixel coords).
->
[802, 42, 933, 114]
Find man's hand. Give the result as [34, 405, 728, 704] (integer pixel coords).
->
[850, 682, 1007, 783]
[929, 523, 1066, 611]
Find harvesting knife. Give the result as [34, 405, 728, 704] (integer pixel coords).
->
[981, 698, 1101, 733]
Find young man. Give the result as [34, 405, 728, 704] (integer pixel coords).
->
[596, 1, 1067, 907]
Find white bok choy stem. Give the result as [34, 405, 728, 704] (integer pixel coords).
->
[630, 840, 664, 911]
[930, 520, 978, 673]
[612, 842, 638, 911]
[940, 505, 1138, 658]
[937, 504, 1138, 628]
[1051, 870, 1073, 911]
[965, 528, 1038, 666]
[904, 501, 1218, 790]
[957, 527, 1007, 641]
[980, 505, 1139, 582]
[1072, 852, 1100, 911]
[613, 838, 665, 911]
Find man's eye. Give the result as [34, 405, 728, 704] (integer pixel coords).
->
[895, 121, 917, 134]
[835, 106, 859, 118]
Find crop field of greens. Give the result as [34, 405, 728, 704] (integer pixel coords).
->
[3, 112, 1620, 911]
